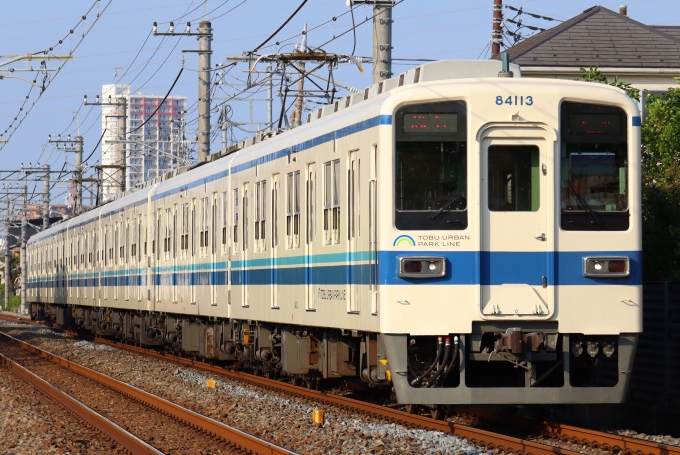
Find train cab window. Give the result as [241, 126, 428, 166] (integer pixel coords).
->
[488, 145, 540, 211]
[560, 102, 629, 231]
[395, 101, 467, 230]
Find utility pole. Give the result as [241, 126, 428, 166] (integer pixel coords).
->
[4, 193, 9, 311]
[347, 1, 394, 83]
[43, 164, 50, 230]
[198, 21, 212, 162]
[291, 24, 308, 128]
[48, 134, 85, 214]
[74, 137, 83, 213]
[221, 105, 228, 151]
[85, 95, 127, 199]
[20, 185, 27, 314]
[154, 20, 212, 162]
[267, 63, 274, 131]
[491, 0, 503, 57]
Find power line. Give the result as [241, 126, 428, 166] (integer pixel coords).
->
[130, 68, 184, 134]
[251, 0, 309, 53]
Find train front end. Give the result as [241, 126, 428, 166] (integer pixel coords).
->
[378, 76, 642, 405]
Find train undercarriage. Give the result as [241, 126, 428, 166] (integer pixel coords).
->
[30, 303, 637, 406]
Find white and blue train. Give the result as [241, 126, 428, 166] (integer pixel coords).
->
[27, 60, 642, 410]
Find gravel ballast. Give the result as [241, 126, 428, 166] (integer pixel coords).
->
[2, 327, 486, 455]
[0, 365, 126, 455]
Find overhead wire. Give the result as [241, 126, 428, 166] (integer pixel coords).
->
[251, 0, 309, 53]
[0, 0, 113, 153]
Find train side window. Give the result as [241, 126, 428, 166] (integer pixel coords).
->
[323, 160, 341, 245]
[286, 171, 300, 249]
[559, 102, 629, 231]
[394, 101, 467, 230]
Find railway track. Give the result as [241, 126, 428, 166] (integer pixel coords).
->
[0, 330, 295, 455]
[2, 315, 678, 455]
[87, 331, 680, 455]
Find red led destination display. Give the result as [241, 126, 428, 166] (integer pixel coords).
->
[569, 114, 621, 135]
[402, 113, 458, 133]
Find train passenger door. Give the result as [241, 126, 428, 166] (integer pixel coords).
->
[480, 129, 553, 318]
[271, 175, 279, 308]
[211, 193, 217, 306]
[306, 163, 316, 310]
[348, 151, 360, 313]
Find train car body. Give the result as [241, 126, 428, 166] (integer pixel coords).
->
[27, 60, 642, 406]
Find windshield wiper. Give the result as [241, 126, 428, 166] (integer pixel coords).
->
[567, 181, 600, 226]
[429, 194, 464, 220]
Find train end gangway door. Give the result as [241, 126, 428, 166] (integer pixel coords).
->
[479, 124, 555, 319]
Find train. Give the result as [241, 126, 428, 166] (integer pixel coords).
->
[26, 59, 642, 412]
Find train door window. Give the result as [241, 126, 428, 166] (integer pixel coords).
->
[559, 102, 629, 231]
[199, 197, 209, 256]
[222, 192, 228, 251]
[156, 209, 161, 261]
[126, 220, 131, 263]
[164, 208, 172, 259]
[242, 185, 249, 251]
[271, 175, 279, 248]
[191, 199, 197, 257]
[348, 152, 360, 240]
[174, 205, 178, 259]
[286, 171, 300, 249]
[307, 164, 315, 243]
[143, 215, 147, 256]
[255, 180, 267, 252]
[394, 101, 468, 230]
[323, 160, 341, 245]
[212, 194, 217, 256]
[232, 189, 239, 253]
[131, 218, 137, 262]
[488, 145, 540, 212]
[181, 203, 189, 257]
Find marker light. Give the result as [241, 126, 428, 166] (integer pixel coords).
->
[583, 257, 630, 278]
[399, 257, 446, 278]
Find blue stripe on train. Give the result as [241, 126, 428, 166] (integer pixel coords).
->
[28, 250, 643, 288]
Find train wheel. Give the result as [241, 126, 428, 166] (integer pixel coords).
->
[431, 408, 443, 420]
[405, 404, 420, 415]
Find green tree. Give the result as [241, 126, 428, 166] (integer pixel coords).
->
[640, 82, 680, 280]
[579, 68, 680, 281]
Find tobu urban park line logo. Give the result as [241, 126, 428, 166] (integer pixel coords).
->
[393, 235, 416, 247]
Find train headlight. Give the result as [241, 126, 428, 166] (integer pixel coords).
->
[583, 256, 630, 278]
[399, 257, 446, 278]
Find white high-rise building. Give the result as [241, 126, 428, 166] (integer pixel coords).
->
[101, 84, 188, 201]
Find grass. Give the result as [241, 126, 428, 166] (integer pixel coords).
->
[3, 295, 22, 313]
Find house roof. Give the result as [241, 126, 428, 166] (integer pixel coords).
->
[495, 6, 680, 68]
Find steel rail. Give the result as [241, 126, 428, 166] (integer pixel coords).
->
[90, 337, 577, 455]
[0, 331, 296, 455]
[0, 347, 161, 455]
[91, 336, 680, 455]
[3, 319, 678, 455]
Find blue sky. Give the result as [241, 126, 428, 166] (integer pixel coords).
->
[0, 0, 677, 204]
